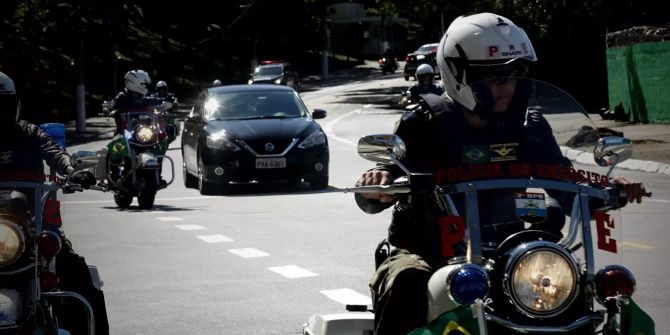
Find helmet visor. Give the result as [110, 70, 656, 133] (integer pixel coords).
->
[466, 62, 529, 86]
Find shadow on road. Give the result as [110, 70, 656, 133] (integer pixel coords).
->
[101, 203, 204, 212]
[201, 181, 335, 197]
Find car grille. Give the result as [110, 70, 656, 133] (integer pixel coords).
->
[239, 138, 297, 156]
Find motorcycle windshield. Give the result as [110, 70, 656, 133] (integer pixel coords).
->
[119, 111, 159, 133]
[440, 77, 624, 264]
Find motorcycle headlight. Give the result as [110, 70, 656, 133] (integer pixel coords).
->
[207, 134, 240, 151]
[505, 243, 578, 317]
[0, 220, 25, 267]
[135, 126, 156, 144]
[274, 78, 282, 84]
[247, 79, 254, 85]
[298, 131, 326, 149]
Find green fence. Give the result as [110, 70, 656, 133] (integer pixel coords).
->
[606, 40, 670, 123]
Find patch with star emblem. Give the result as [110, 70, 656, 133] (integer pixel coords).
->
[490, 143, 518, 162]
[462, 145, 489, 163]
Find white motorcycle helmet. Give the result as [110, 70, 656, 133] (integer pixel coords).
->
[124, 69, 152, 96]
[0, 71, 20, 123]
[415, 63, 434, 77]
[437, 13, 537, 112]
[415, 63, 435, 84]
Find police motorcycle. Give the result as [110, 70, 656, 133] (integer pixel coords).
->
[98, 102, 175, 209]
[0, 175, 102, 334]
[304, 78, 654, 335]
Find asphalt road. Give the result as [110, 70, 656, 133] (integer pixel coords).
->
[62, 73, 670, 334]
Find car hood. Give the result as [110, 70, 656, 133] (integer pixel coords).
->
[206, 117, 318, 140]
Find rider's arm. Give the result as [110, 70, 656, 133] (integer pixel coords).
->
[25, 121, 74, 176]
[355, 105, 433, 214]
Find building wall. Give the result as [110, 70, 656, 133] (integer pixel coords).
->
[607, 40, 670, 123]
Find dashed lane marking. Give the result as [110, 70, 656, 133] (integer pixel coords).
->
[156, 217, 184, 222]
[197, 234, 234, 243]
[622, 241, 655, 250]
[321, 288, 372, 306]
[228, 248, 270, 258]
[268, 265, 318, 279]
[61, 195, 216, 205]
[174, 224, 206, 231]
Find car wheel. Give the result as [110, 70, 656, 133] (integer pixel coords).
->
[308, 174, 329, 190]
[183, 160, 197, 189]
[197, 156, 215, 195]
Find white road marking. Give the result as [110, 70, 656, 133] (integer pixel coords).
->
[323, 110, 359, 146]
[268, 265, 318, 279]
[61, 196, 216, 205]
[622, 241, 655, 250]
[647, 198, 670, 204]
[174, 224, 206, 231]
[197, 234, 234, 243]
[321, 288, 372, 306]
[364, 104, 373, 108]
[156, 216, 183, 222]
[228, 248, 269, 258]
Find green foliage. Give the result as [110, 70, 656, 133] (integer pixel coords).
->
[0, 0, 667, 122]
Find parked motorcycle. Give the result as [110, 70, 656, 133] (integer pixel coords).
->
[304, 78, 654, 335]
[97, 104, 175, 209]
[0, 177, 102, 334]
[379, 55, 398, 75]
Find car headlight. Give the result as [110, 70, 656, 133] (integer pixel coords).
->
[207, 134, 240, 151]
[298, 131, 326, 149]
[274, 78, 282, 84]
[506, 244, 578, 317]
[0, 219, 25, 267]
[135, 126, 156, 144]
[248, 79, 254, 85]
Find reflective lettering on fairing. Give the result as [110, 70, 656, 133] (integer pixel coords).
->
[439, 216, 466, 257]
[594, 211, 617, 253]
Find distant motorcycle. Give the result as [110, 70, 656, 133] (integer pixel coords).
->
[379, 56, 398, 75]
[0, 177, 102, 334]
[96, 102, 175, 209]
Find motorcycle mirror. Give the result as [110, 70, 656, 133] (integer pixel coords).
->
[357, 134, 406, 164]
[593, 136, 633, 167]
[71, 151, 100, 170]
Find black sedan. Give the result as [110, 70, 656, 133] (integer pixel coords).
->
[181, 84, 328, 194]
[403, 43, 439, 81]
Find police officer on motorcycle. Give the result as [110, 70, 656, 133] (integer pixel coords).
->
[151, 80, 178, 103]
[0, 71, 109, 334]
[355, 13, 647, 335]
[111, 69, 154, 134]
[404, 64, 445, 104]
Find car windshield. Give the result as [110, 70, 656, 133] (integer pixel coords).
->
[255, 65, 283, 77]
[204, 91, 306, 121]
[417, 44, 438, 53]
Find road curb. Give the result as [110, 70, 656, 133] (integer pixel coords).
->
[560, 146, 670, 175]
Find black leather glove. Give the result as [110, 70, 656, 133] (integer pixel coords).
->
[70, 169, 96, 188]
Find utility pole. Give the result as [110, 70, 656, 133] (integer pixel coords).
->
[75, 8, 86, 133]
[321, 5, 329, 80]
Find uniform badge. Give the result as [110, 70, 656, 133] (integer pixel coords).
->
[515, 192, 547, 224]
[490, 143, 518, 162]
[462, 145, 489, 163]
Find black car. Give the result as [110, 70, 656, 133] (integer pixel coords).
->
[403, 43, 439, 81]
[181, 84, 328, 194]
[248, 61, 301, 91]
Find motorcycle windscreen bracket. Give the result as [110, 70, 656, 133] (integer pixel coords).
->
[515, 192, 547, 224]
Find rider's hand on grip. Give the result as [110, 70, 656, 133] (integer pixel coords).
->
[69, 169, 97, 189]
[357, 170, 397, 203]
[611, 176, 650, 206]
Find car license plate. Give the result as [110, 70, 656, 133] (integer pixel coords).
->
[255, 158, 286, 169]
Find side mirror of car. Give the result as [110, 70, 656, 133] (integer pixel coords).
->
[312, 109, 327, 119]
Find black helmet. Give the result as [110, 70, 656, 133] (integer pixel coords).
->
[0, 71, 19, 123]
